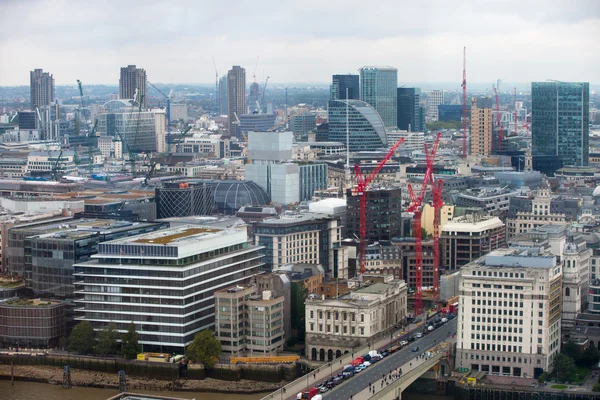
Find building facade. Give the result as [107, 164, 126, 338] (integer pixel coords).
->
[119, 65, 147, 107]
[532, 82, 590, 167]
[456, 249, 562, 378]
[227, 66, 246, 138]
[506, 187, 569, 238]
[359, 66, 398, 128]
[561, 238, 591, 329]
[397, 87, 424, 132]
[155, 182, 215, 219]
[30, 69, 55, 110]
[305, 281, 407, 361]
[0, 299, 66, 348]
[470, 97, 493, 156]
[346, 187, 402, 243]
[74, 225, 264, 353]
[427, 90, 444, 122]
[96, 100, 158, 153]
[218, 75, 228, 116]
[327, 99, 387, 151]
[331, 74, 360, 101]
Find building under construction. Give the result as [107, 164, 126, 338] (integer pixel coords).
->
[155, 181, 214, 219]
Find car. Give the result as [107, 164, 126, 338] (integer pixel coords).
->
[333, 377, 343, 385]
[355, 366, 364, 373]
[411, 346, 420, 352]
[362, 361, 371, 368]
[381, 351, 389, 357]
[428, 325, 434, 331]
[441, 317, 448, 323]
[362, 354, 372, 361]
[399, 340, 408, 347]
[342, 371, 354, 378]
[319, 386, 329, 393]
[407, 336, 416, 342]
[415, 332, 423, 338]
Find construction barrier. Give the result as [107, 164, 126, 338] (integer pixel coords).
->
[230, 355, 300, 364]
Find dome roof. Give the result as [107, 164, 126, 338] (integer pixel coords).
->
[196, 180, 270, 215]
[593, 186, 600, 197]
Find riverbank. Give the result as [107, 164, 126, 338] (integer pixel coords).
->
[0, 364, 284, 394]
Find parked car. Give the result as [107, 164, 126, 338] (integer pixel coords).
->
[355, 365, 365, 373]
[415, 332, 423, 338]
[319, 386, 329, 393]
[428, 325, 434, 331]
[381, 351, 389, 357]
[407, 336, 416, 342]
[362, 361, 371, 368]
[411, 346, 420, 352]
[441, 317, 448, 323]
[400, 340, 408, 347]
[342, 370, 355, 378]
[333, 377, 343, 385]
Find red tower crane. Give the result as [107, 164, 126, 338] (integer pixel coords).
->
[431, 177, 444, 303]
[494, 87, 504, 153]
[406, 132, 442, 316]
[461, 47, 468, 159]
[354, 137, 406, 276]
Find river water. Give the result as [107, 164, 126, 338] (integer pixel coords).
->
[0, 381, 455, 400]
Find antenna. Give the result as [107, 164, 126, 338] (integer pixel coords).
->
[461, 46, 467, 159]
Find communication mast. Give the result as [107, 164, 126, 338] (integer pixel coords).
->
[461, 47, 467, 158]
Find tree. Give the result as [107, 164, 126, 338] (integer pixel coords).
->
[562, 340, 581, 362]
[95, 322, 120, 356]
[580, 345, 600, 368]
[593, 383, 600, 392]
[553, 353, 577, 383]
[185, 330, 222, 369]
[537, 372, 547, 384]
[68, 321, 96, 355]
[121, 322, 141, 360]
[58, 336, 68, 351]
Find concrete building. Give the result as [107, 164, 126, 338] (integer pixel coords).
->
[96, 100, 158, 153]
[290, 112, 317, 141]
[454, 188, 519, 219]
[532, 81, 589, 167]
[253, 212, 347, 279]
[227, 66, 246, 138]
[427, 90, 444, 122]
[119, 65, 147, 108]
[456, 248, 562, 378]
[359, 66, 398, 128]
[215, 284, 285, 355]
[30, 69, 55, 110]
[507, 187, 569, 238]
[174, 135, 230, 158]
[386, 131, 425, 153]
[154, 110, 166, 153]
[0, 298, 66, 348]
[331, 74, 360, 101]
[346, 187, 402, 243]
[238, 114, 276, 140]
[470, 97, 494, 156]
[305, 280, 407, 361]
[74, 225, 264, 353]
[252, 273, 291, 341]
[169, 103, 188, 122]
[27, 151, 77, 178]
[562, 238, 591, 329]
[441, 215, 506, 270]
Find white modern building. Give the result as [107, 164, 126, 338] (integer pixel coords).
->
[27, 151, 77, 176]
[386, 131, 425, 153]
[456, 248, 562, 378]
[73, 225, 264, 353]
[427, 90, 444, 122]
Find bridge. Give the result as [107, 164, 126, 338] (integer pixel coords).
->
[260, 319, 456, 400]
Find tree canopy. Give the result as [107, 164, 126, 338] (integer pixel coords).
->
[185, 330, 222, 369]
[95, 322, 120, 356]
[121, 322, 141, 360]
[553, 353, 577, 383]
[68, 321, 96, 355]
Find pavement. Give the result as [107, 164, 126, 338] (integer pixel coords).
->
[314, 319, 457, 400]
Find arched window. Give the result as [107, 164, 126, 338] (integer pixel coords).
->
[566, 287, 571, 297]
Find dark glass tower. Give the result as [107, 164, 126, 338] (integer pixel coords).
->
[331, 74, 360, 100]
[397, 87, 423, 132]
[532, 82, 589, 167]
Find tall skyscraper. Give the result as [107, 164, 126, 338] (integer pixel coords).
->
[119, 65, 147, 107]
[426, 90, 444, 122]
[218, 75, 228, 115]
[227, 66, 246, 138]
[397, 87, 423, 132]
[470, 97, 493, 156]
[331, 74, 359, 100]
[532, 81, 590, 167]
[30, 69, 55, 110]
[359, 66, 398, 128]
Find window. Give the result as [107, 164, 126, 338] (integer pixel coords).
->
[361, 314, 365, 322]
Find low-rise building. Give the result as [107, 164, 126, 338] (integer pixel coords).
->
[215, 285, 285, 356]
[305, 280, 408, 361]
[454, 188, 518, 219]
[456, 248, 562, 378]
[0, 298, 66, 348]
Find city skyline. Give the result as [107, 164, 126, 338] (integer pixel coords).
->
[1, 0, 599, 86]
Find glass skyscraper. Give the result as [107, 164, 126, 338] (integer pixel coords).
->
[532, 82, 589, 167]
[331, 74, 360, 100]
[327, 99, 387, 151]
[397, 87, 424, 132]
[359, 66, 398, 128]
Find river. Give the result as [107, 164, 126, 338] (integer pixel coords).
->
[0, 381, 455, 400]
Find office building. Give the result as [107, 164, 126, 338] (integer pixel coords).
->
[27, 151, 77, 178]
[397, 88, 424, 132]
[327, 99, 387, 151]
[441, 215, 506, 270]
[96, 100, 158, 153]
[331, 74, 360, 100]
[155, 181, 214, 219]
[227, 66, 246, 138]
[455, 187, 518, 219]
[456, 248, 562, 378]
[438, 104, 466, 123]
[346, 187, 402, 242]
[254, 213, 346, 278]
[30, 69, 55, 110]
[298, 163, 328, 202]
[218, 75, 228, 116]
[470, 97, 494, 156]
[238, 113, 276, 139]
[506, 186, 569, 238]
[305, 280, 407, 361]
[290, 112, 317, 140]
[192, 180, 271, 215]
[386, 131, 424, 153]
[427, 90, 444, 122]
[74, 225, 264, 353]
[119, 65, 147, 107]
[215, 284, 285, 355]
[0, 298, 66, 348]
[18, 111, 37, 130]
[248, 131, 293, 162]
[252, 273, 292, 341]
[562, 238, 591, 329]
[532, 82, 590, 167]
[359, 66, 398, 128]
[245, 163, 299, 204]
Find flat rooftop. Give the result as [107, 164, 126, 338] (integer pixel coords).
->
[355, 283, 393, 295]
[1, 298, 63, 307]
[260, 212, 329, 225]
[132, 227, 222, 245]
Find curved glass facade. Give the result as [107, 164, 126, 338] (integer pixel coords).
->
[327, 99, 387, 151]
[197, 180, 271, 215]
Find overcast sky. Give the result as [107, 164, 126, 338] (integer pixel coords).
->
[1, 0, 599, 87]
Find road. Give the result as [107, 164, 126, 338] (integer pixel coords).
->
[321, 319, 457, 400]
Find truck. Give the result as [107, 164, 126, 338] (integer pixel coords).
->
[297, 388, 319, 399]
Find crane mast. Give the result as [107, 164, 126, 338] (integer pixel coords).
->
[461, 47, 467, 159]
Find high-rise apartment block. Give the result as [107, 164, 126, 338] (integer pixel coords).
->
[397, 87, 424, 132]
[427, 90, 444, 122]
[30, 69, 55, 109]
[532, 81, 589, 167]
[359, 66, 398, 128]
[74, 225, 264, 353]
[456, 248, 562, 378]
[119, 65, 147, 107]
[331, 74, 360, 100]
[470, 97, 494, 156]
[227, 66, 246, 138]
